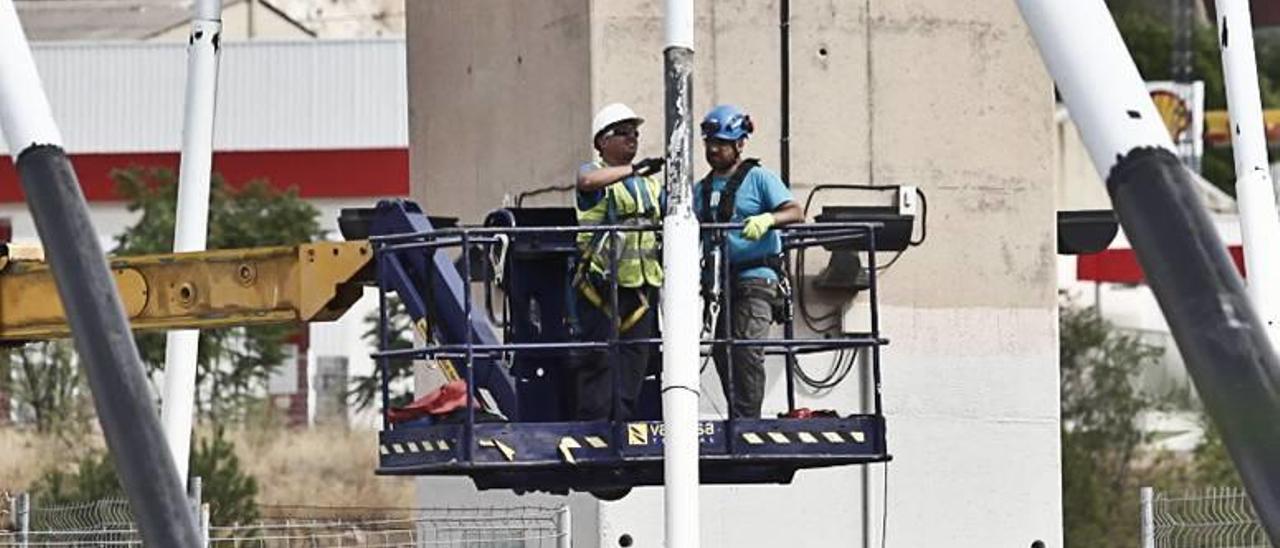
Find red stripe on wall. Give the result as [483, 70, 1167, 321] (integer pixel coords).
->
[0, 148, 408, 202]
[1078, 246, 1248, 284]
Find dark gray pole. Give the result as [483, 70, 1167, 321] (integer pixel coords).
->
[779, 0, 791, 186]
[1020, 0, 1280, 542]
[1109, 147, 1280, 540]
[0, 2, 201, 546]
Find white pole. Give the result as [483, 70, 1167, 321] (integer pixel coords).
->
[1215, 0, 1280, 346]
[1, 3, 203, 543]
[1140, 486, 1155, 548]
[0, 1, 62, 152]
[665, 0, 694, 49]
[162, 0, 223, 488]
[1017, 0, 1176, 178]
[556, 505, 571, 548]
[662, 0, 699, 547]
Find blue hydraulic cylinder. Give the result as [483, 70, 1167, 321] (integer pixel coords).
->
[368, 199, 519, 420]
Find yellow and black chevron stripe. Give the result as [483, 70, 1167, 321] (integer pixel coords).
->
[558, 435, 610, 464]
[380, 439, 452, 456]
[738, 430, 866, 446]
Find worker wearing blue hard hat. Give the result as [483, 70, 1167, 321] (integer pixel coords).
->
[695, 104, 803, 418]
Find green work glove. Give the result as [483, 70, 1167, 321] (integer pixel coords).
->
[741, 212, 776, 240]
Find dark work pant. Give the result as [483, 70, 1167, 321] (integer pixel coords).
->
[572, 285, 658, 421]
[713, 278, 779, 419]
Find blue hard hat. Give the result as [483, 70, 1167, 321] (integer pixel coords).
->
[700, 104, 754, 141]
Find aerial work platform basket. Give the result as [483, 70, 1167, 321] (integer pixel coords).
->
[358, 199, 891, 496]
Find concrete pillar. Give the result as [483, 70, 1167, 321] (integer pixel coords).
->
[407, 1, 1061, 546]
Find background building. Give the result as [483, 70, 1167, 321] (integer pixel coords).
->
[0, 38, 408, 427]
[14, 0, 404, 41]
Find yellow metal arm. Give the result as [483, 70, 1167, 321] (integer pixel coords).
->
[0, 241, 373, 342]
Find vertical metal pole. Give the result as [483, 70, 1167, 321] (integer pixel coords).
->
[859, 349, 873, 548]
[610, 227, 622, 421]
[0, 3, 199, 545]
[16, 492, 28, 548]
[721, 234, 734, 423]
[200, 504, 210, 548]
[1171, 0, 1195, 83]
[556, 505, 572, 548]
[1215, 0, 1280, 347]
[662, 0, 700, 546]
[779, 0, 791, 186]
[783, 251, 797, 413]
[188, 476, 207, 548]
[162, 0, 224, 488]
[377, 253, 392, 430]
[866, 228, 882, 415]
[1018, 1, 1280, 544]
[1140, 486, 1156, 548]
[462, 230, 475, 463]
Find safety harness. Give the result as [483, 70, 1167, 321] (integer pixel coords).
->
[696, 158, 788, 275]
[696, 159, 791, 327]
[572, 175, 659, 333]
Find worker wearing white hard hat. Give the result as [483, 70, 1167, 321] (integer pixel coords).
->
[569, 103, 665, 421]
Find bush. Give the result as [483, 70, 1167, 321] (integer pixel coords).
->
[28, 429, 259, 527]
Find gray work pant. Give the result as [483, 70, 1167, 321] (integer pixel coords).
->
[713, 277, 780, 419]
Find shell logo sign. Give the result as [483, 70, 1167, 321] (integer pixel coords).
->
[1147, 81, 1204, 169]
[1151, 89, 1193, 141]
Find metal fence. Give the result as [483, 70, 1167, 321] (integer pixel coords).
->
[1, 493, 570, 547]
[1142, 486, 1272, 548]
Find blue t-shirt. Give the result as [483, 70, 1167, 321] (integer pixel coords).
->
[693, 165, 793, 280]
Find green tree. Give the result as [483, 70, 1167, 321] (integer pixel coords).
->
[111, 166, 323, 420]
[0, 340, 93, 435]
[1189, 419, 1241, 487]
[28, 450, 123, 512]
[350, 296, 414, 411]
[191, 428, 260, 526]
[28, 429, 259, 527]
[1060, 301, 1165, 547]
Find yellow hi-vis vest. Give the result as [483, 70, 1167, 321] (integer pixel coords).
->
[576, 162, 664, 288]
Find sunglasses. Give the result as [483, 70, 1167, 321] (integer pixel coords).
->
[607, 128, 640, 139]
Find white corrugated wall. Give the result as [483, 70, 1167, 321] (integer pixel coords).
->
[1, 39, 407, 154]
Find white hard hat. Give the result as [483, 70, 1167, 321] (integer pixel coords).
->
[592, 103, 644, 141]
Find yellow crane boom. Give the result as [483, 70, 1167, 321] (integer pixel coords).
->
[0, 240, 372, 342]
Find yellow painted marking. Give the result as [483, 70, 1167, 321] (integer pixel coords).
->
[379, 445, 390, 455]
[392, 443, 405, 454]
[628, 423, 648, 445]
[405, 442, 420, 453]
[413, 318, 429, 342]
[436, 440, 450, 451]
[558, 437, 582, 465]
[798, 432, 819, 444]
[585, 436, 608, 449]
[822, 432, 844, 444]
[742, 432, 764, 445]
[767, 432, 791, 444]
[849, 431, 865, 443]
[438, 359, 461, 382]
[418, 441, 433, 452]
[479, 439, 516, 461]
